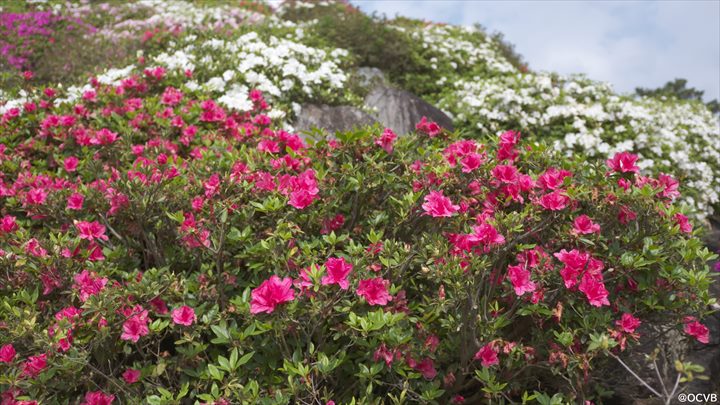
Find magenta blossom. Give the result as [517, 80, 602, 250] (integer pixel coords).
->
[250, 275, 295, 314]
[683, 318, 709, 344]
[506, 265, 536, 296]
[321, 257, 353, 289]
[616, 313, 641, 333]
[121, 308, 150, 342]
[474, 344, 499, 367]
[422, 190, 459, 217]
[81, 391, 115, 405]
[122, 368, 141, 384]
[375, 128, 397, 153]
[539, 190, 570, 211]
[572, 215, 600, 235]
[606, 152, 639, 174]
[75, 221, 108, 241]
[171, 305, 197, 326]
[0, 344, 15, 363]
[356, 277, 393, 306]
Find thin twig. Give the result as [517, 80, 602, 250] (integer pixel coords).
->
[665, 373, 682, 405]
[607, 351, 662, 398]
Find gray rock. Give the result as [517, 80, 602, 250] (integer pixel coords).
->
[355, 67, 387, 87]
[294, 104, 378, 135]
[364, 84, 454, 135]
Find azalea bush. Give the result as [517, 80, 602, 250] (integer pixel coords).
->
[0, 67, 716, 404]
[0, 9, 101, 88]
[438, 72, 720, 218]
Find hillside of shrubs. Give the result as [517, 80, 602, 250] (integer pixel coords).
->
[1, 1, 718, 404]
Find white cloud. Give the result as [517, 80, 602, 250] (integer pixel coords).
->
[352, 0, 720, 101]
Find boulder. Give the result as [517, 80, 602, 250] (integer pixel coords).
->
[364, 84, 454, 135]
[354, 67, 387, 87]
[294, 104, 378, 134]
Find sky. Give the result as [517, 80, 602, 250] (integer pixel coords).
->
[351, 0, 720, 102]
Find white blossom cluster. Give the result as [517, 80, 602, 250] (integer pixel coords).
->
[407, 24, 518, 84]
[151, 31, 350, 113]
[441, 72, 720, 217]
[0, 90, 30, 115]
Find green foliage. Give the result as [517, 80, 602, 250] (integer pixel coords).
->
[636, 78, 719, 114]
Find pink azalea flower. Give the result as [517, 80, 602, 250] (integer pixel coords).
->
[657, 174, 680, 199]
[1, 215, 19, 233]
[443, 140, 483, 167]
[606, 152, 639, 174]
[149, 297, 169, 315]
[578, 274, 610, 307]
[22, 353, 47, 378]
[460, 152, 484, 173]
[81, 391, 115, 405]
[474, 344, 499, 367]
[412, 357, 437, 379]
[171, 306, 196, 326]
[122, 368, 141, 384]
[285, 169, 319, 209]
[160, 86, 183, 106]
[250, 275, 295, 314]
[25, 238, 48, 258]
[288, 189, 315, 209]
[424, 334, 440, 352]
[93, 128, 118, 145]
[294, 267, 315, 294]
[72, 270, 108, 302]
[506, 265, 536, 296]
[539, 190, 570, 211]
[491, 164, 518, 184]
[499, 130, 521, 147]
[121, 308, 150, 342]
[537, 167, 572, 190]
[321, 214, 345, 235]
[572, 215, 600, 235]
[618, 205, 637, 224]
[375, 128, 397, 153]
[321, 257, 353, 289]
[469, 223, 505, 246]
[616, 313, 641, 333]
[203, 174, 221, 198]
[683, 318, 709, 344]
[25, 187, 48, 206]
[75, 221, 109, 241]
[618, 178, 632, 191]
[373, 343, 396, 367]
[64, 156, 79, 172]
[415, 116, 441, 137]
[356, 278, 393, 306]
[0, 344, 16, 363]
[422, 190, 460, 217]
[673, 213, 693, 234]
[258, 139, 280, 153]
[67, 193, 84, 210]
[554, 249, 590, 288]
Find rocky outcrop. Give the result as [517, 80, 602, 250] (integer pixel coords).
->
[293, 67, 453, 136]
[294, 104, 378, 134]
[355, 66, 387, 87]
[364, 84, 454, 135]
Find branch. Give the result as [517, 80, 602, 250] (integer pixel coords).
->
[607, 351, 662, 398]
